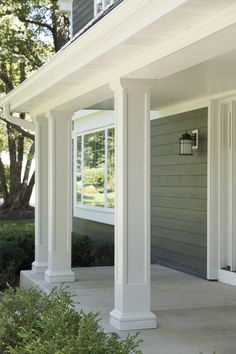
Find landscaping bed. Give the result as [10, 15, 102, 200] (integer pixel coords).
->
[0, 220, 114, 290]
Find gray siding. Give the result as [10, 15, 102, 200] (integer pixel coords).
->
[73, 217, 114, 243]
[151, 108, 208, 278]
[72, 0, 123, 36]
[72, 108, 207, 278]
[73, 0, 94, 36]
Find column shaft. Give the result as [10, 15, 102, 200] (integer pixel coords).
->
[32, 116, 48, 273]
[45, 111, 75, 283]
[110, 79, 157, 330]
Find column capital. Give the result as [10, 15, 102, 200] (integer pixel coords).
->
[110, 78, 155, 93]
[45, 109, 74, 121]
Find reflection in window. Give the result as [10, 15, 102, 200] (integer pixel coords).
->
[76, 127, 115, 209]
[94, 0, 113, 15]
[76, 136, 82, 203]
[107, 128, 115, 208]
[83, 130, 105, 207]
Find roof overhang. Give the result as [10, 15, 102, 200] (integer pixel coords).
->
[2, 0, 236, 117]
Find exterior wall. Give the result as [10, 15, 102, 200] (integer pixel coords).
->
[73, 0, 94, 35]
[73, 217, 114, 243]
[72, 108, 208, 277]
[151, 108, 208, 278]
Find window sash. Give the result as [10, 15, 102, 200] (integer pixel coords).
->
[94, 0, 113, 16]
[76, 126, 115, 210]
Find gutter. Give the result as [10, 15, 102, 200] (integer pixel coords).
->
[3, 105, 35, 131]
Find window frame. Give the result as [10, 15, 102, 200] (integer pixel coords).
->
[75, 125, 115, 212]
[94, 0, 114, 16]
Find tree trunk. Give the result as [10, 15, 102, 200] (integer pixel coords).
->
[0, 157, 8, 200]
[0, 1, 70, 219]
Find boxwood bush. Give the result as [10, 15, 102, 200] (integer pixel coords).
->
[0, 222, 114, 289]
[0, 287, 142, 354]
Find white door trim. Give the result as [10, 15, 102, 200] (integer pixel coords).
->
[208, 96, 236, 285]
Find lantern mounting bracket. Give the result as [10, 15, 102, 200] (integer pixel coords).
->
[191, 129, 199, 150]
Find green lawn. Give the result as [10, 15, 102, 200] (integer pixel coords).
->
[83, 192, 115, 208]
[0, 220, 35, 234]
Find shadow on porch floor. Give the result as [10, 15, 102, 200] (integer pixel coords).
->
[21, 265, 236, 354]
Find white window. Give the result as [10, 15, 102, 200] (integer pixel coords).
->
[76, 126, 115, 210]
[94, 0, 114, 16]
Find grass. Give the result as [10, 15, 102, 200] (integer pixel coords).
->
[0, 219, 35, 234]
[82, 192, 115, 208]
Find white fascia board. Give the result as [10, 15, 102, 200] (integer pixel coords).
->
[0, 0, 188, 111]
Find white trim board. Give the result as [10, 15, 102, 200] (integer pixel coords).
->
[219, 269, 236, 287]
[74, 206, 114, 225]
[73, 110, 114, 133]
[73, 110, 115, 225]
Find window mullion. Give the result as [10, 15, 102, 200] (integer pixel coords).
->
[104, 128, 108, 208]
[81, 134, 84, 205]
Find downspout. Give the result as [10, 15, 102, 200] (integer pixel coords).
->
[3, 104, 35, 131]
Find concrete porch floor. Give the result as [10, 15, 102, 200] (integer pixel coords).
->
[21, 265, 236, 354]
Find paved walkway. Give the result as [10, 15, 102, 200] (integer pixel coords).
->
[21, 265, 236, 354]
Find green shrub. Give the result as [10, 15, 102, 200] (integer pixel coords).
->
[94, 241, 114, 266]
[0, 287, 142, 354]
[72, 233, 114, 267]
[0, 231, 34, 289]
[72, 234, 95, 267]
[84, 167, 105, 189]
[0, 222, 114, 289]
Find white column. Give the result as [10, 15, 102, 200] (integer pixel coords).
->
[44, 110, 75, 283]
[110, 79, 157, 330]
[32, 116, 48, 273]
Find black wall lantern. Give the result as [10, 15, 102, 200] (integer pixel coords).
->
[179, 129, 199, 156]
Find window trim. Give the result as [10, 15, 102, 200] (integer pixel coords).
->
[75, 125, 115, 212]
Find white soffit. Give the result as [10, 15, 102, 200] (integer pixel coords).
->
[150, 47, 236, 110]
[1, 0, 236, 115]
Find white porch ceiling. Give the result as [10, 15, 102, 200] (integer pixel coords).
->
[1, 0, 236, 116]
[89, 48, 236, 111]
[151, 48, 236, 110]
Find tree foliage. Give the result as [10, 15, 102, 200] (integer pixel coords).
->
[0, 0, 70, 217]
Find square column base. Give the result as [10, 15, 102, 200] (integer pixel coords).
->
[110, 309, 157, 331]
[32, 261, 48, 273]
[44, 270, 75, 283]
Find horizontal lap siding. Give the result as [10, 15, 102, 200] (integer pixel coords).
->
[73, 0, 94, 36]
[73, 217, 114, 243]
[151, 108, 208, 278]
